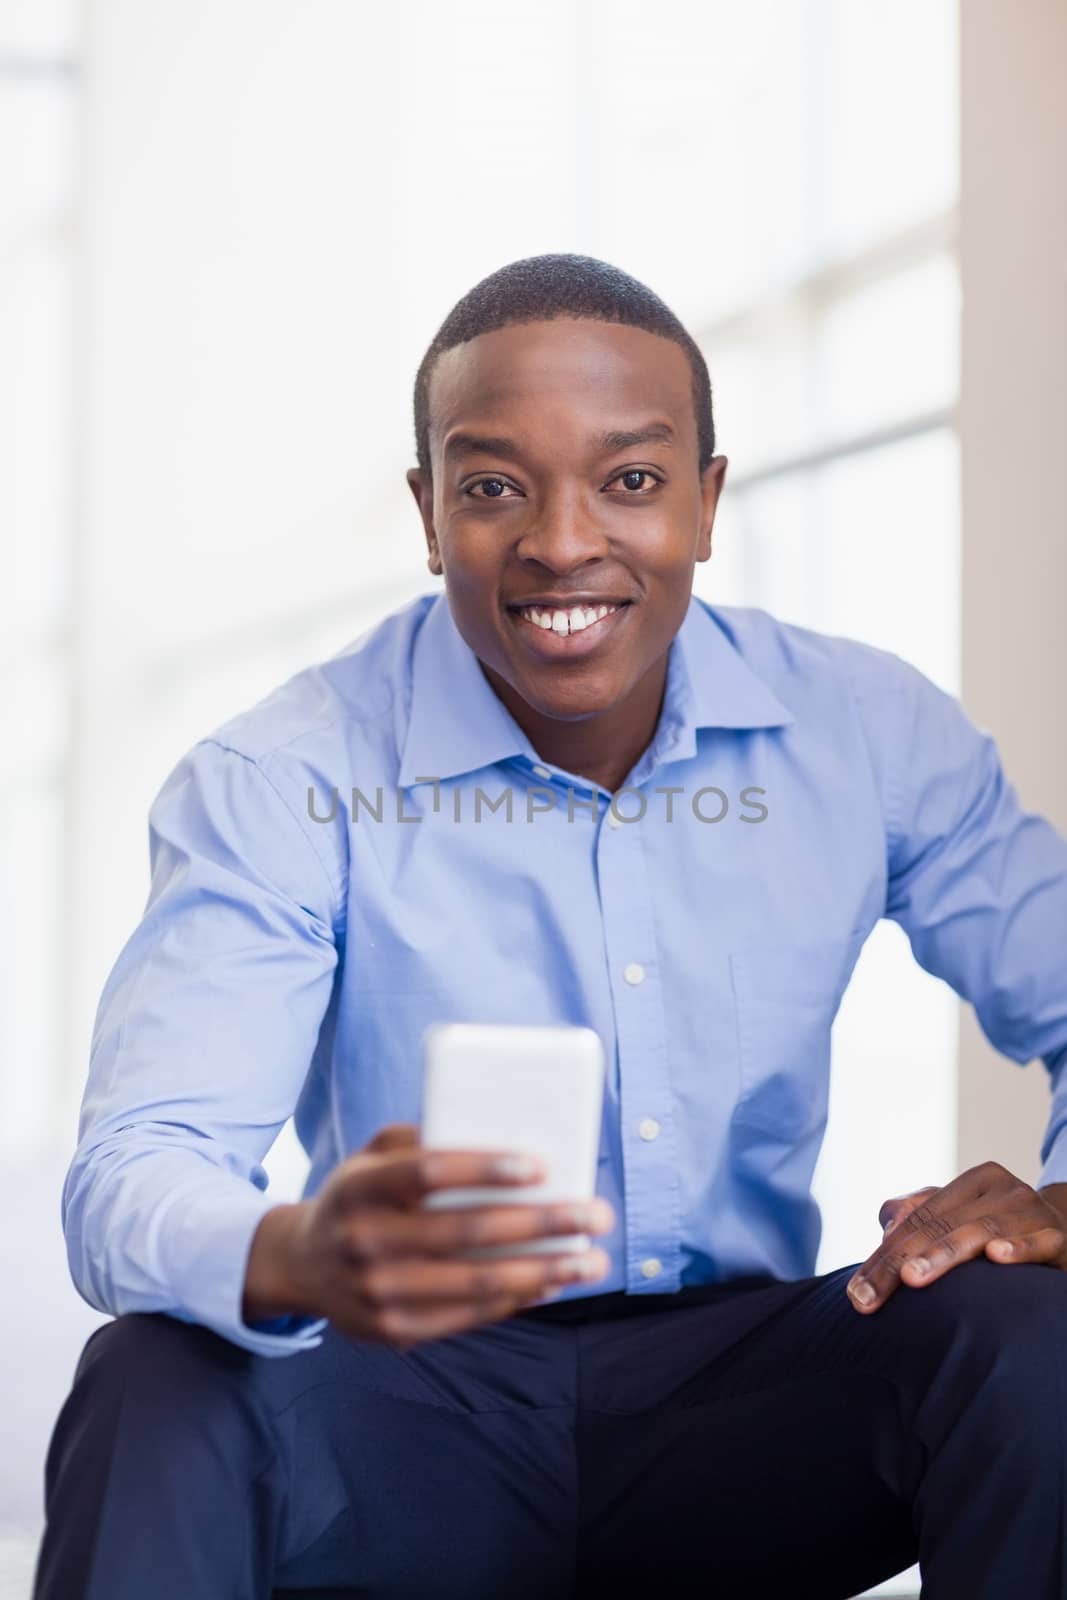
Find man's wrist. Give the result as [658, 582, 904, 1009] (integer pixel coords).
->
[1038, 1181, 1067, 1227]
[242, 1201, 314, 1326]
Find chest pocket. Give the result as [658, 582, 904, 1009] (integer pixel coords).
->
[728, 932, 865, 1138]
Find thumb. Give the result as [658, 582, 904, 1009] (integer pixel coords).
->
[323, 1123, 423, 1217]
[878, 1185, 938, 1237]
[363, 1121, 420, 1154]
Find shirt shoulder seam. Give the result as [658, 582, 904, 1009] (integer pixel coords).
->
[200, 737, 346, 931]
[835, 638, 912, 864]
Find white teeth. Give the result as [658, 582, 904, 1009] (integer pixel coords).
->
[517, 602, 620, 635]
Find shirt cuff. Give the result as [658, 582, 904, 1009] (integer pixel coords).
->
[151, 1175, 328, 1359]
[1038, 1139, 1067, 1192]
[1036, 1046, 1067, 1191]
[113, 1164, 329, 1363]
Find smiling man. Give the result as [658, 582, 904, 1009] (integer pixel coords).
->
[409, 312, 721, 795]
[35, 255, 1067, 1600]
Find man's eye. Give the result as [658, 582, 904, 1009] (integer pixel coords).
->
[607, 470, 661, 493]
[467, 478, 519, 499]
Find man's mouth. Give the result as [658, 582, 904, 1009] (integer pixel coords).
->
[507, 600, 632, 638]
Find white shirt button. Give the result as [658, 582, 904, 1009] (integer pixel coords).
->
[641, 1257, 663, 1280]
[638, 1117, 660, 1142]
[607, 808, 623, 829]
[531, 764, 551, 781]
[623, 962, 645, 986]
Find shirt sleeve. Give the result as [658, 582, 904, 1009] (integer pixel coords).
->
[881, 657, 1067, 1185]
[62, 736, 341, 1357]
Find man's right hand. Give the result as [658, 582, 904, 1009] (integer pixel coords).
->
[241, 1122, 614, 1348]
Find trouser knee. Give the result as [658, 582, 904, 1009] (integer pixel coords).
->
[46, 1312, 278, 1500]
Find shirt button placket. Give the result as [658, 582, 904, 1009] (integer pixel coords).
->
[597, 793, 681, 1294]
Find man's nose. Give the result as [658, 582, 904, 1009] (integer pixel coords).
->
[513, 488, 610, 572]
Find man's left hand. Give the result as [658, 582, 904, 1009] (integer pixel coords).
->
[846, 1163, 1067, 1313]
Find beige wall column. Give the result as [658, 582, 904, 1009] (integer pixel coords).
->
[958, 0, 1067, 1180]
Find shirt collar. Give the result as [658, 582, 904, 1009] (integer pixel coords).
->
[397, 591, 794, 789]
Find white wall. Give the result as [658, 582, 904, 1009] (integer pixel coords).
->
[957, 0, 1067, 1179]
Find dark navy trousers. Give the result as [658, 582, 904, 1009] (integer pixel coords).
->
[32, 1255, 1067, 1599]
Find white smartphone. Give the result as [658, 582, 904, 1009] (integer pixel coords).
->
[420, 1021, 606, 1258]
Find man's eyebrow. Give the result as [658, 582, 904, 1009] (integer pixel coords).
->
[442, 423, 676, 462]
[597, 423, 676, 452]
[442, 432, 523, 462]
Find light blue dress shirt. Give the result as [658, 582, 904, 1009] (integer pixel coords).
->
[63, 591, 1067, 1357]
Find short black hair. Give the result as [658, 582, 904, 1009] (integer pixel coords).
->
[413, 253, 715, 477]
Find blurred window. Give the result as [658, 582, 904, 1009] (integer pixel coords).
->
[688, 2, 960, 1279]
[2, 2, 960, 1320]
[0, 0, 79, 1147]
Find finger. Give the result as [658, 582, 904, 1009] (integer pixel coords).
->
[849, 1164, 1019, 1312]
[849, 1200, 961, 1311]
[332, 1147, 548, 1212]
[342, 1198, 616, 1262]
[369, 1287, 558, 1349]
[853, 1209, 1016, 1311]
[890, 1213, 1032, 1287]
[985, 1225, 1067, 1265]
[357, 1247, 612, 1316]
[887, 1165, 1043, 1282]
[878, 1186, 938, 1235]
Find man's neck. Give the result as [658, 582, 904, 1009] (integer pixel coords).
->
[479, 655, 670, 796]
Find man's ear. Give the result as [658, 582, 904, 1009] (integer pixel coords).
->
[696, 455, 728, 564]
[406, 467, 442, 577]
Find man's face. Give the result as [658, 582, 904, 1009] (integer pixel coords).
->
[407, 317, 726, 725]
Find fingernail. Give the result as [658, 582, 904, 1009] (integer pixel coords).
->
[492, 1155, 542, 1181]
[565, 1203, 598, 1230]
[995, 1240, 1014, 1257]
[908, 1256, 930, 1277]
[572, 1200, 613, 1232]
[555, 1253, 602, 1281]
[849, 1277, 876, 1306]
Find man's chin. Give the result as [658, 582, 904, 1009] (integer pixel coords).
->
[506, 678, 620, 726]
[478, 648, 624, 729]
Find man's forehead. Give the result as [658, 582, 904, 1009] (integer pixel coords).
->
[428, 319, 694, 445]
[441, 420, 677, 465]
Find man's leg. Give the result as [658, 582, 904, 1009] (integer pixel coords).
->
[572, 1258, 1067, 1599]
[33, 1307, 580, 1600]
